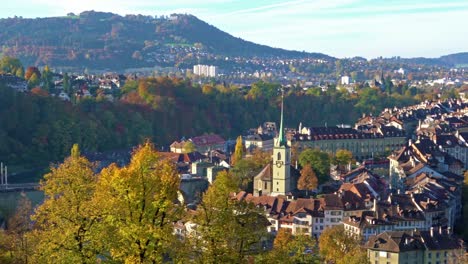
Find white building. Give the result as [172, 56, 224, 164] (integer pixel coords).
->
[193, 64, 218, 77]
[341, 75, 350, 85]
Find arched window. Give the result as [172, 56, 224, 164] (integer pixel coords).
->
[277, 152, 281, 161]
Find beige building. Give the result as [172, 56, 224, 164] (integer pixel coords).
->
[290, 126, 406, 160]
[365, 230, 464, 264]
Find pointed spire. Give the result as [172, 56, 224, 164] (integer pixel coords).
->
[276, 90, 286, 147]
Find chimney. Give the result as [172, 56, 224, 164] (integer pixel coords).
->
[430, 227, 434, 237]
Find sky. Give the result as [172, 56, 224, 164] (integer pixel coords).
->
[2, 0, 467, 59]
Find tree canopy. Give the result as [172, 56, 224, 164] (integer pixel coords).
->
[298, 148, 330, 184]
[318, 225, 368, 264]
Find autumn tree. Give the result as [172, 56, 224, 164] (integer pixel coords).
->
[24, 66, 41, 81]
[6, 194, 33, 263]
[298, 148, 330, 184]
[30, 87, 49, 97]
[318, 225, 368, 264]
[298, 164, 318, 197]
[15, 67, 24, 78]
[28, 72, 40, 89]
[260, 229, 319, 264]
[334, 149, 353, 166]
[93, 142, 182, 263]
[191, 171, 268, 263]
[182, 140, 196, 153]
[231, 135, 244, 166]
[30, 144, 100, 263]
[0, 56, 23, 75]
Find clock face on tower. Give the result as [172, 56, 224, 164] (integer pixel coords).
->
[275, 160, 284, 168]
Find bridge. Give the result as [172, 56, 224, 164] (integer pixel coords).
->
[0, 183, 40, 192]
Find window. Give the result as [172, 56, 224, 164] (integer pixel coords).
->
[276, 188, 279, 192]
[436, 252, 440, 258]
[387, 252, 391, 258]
[320, 219, 323, 223]
[428, 253, 432, 258]
[264, 181, 267, 189]
[277, 152, 281, 161]
[277, 181, 279, 185]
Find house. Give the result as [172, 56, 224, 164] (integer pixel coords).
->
[244, 133, 274, 152]
[189, 134, 225, 154]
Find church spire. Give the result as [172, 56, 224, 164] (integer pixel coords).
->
[276, 90, 286, 147]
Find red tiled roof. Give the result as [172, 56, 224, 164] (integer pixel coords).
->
[190, 134, 225, 147]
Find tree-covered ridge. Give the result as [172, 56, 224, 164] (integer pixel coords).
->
[0, 72, 430, 169]
[0, 11, 331, 70]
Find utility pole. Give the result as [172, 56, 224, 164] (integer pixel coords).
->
[0, 162, 3, 185]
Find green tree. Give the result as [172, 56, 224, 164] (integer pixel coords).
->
[298, 148, 330, 184]
[42, 65, 52, 92]
[191, 171, 268, 263]
[319, 225, 368, 264]
[30, 145, 99, 263]
[93, 142, 182, 263]
[298, 164, 318, 196]
[63, 73, 71, 94]
[231, 135, 244, 166]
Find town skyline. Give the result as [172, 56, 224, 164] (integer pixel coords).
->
[2, 0, 467, 59]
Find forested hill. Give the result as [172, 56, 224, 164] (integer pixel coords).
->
[0, 76, 422, 169]
[0, 11, 331, 70]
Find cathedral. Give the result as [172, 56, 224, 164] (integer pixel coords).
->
[253, 95, 299, 197]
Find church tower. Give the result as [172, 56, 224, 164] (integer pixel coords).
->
[271, 92, 291, 196]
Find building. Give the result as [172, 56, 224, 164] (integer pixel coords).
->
[341, 75, 350, 85]
[193, 64, 217, 77]
[244, 134, 274, 152]
[290, 126, 406, 160]
[254, 95, 298, 196]
[365, 230, 463, 264]
[171, 135, 226, 155]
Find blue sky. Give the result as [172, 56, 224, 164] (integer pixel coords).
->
[2, 0, 467, 58]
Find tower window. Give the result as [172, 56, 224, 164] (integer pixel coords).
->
[277, 152, 281, 161]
